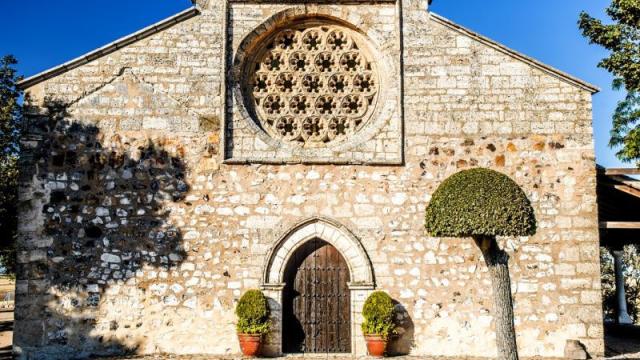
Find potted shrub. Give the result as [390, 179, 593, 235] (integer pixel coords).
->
[235, 289, 270, 357]
[362, 291, 396, 357]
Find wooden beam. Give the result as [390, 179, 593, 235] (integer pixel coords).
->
[609, 175, 640, 189]
[614, 184, 640, 198]
[605, 168, 640, 176]
[600, 221, 640, 229]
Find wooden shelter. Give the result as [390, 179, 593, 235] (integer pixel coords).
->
[597, 166, 640, 325]
[598, 167, 640, 247]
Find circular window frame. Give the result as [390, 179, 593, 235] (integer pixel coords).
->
[240, 20, 381, 148]
[231, 12, 397, 156]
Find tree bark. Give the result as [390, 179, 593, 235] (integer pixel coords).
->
[474, 235, 519, 360]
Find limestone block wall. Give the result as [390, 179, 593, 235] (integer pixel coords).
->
[15, 1, 603, 359]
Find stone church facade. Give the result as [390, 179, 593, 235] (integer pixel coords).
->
[15, 0, 604, 358]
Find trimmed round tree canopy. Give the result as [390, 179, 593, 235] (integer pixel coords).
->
[425, 168, 536, 238]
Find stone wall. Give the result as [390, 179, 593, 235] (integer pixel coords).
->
[15, 1, 604, 359]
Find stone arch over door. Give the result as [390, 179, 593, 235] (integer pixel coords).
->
[260, 217, 375, 356]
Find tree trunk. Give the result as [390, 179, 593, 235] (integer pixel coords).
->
[474, 235, 519, 360]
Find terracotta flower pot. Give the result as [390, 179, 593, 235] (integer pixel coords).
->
[238, 333, 262, 357]
[365, 334, 387, 357]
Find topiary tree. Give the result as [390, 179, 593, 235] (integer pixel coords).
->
[425, 168, 536, 360]
[362, 291, 397, 340]
[235, 289, 271, 335]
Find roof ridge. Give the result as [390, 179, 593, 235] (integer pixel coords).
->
[429, 12, 600, 94]
[18, 6, 200, 90]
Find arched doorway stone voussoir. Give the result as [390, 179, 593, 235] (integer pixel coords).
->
[260, 217, 376, 356]
[262, 217, 375, 288]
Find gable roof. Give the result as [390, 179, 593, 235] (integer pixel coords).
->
[19, 7, 599, 94]
[430, 13, 599, 94]
[18, 6, 200, 90]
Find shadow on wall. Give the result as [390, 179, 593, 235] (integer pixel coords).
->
[15, 98, 190, 358]
[387, 299, 415, 356]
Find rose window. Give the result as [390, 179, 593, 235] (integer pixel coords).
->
[244, 23, 379, 145]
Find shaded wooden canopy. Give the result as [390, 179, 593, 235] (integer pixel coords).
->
[597, 167, 640, 247]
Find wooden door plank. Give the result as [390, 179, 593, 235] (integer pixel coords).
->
[311, 239, 319, 353]
[306, 241, 314, 353]
[322, 241, 329, 353]
[328, 245, 338, 352]
[318, 240, 324, 352]
[298, 249, 303, 352]
[328, 244, 337, 352]
[283, 240, 351, 354]
[315, 241, 322, 353]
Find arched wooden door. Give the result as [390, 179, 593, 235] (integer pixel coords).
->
[282, 238, 351, 353]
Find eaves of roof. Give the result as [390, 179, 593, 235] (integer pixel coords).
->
[18, 8, 599, 95]
[430, 13, 600, 94]
[18, 6, 200, 90]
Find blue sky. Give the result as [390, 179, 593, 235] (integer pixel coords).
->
[0, 0, 624, 167]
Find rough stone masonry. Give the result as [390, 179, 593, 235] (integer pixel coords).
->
[14, 0, 604, 359]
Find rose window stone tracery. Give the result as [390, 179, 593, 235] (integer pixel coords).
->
[244, 23, 380, 146]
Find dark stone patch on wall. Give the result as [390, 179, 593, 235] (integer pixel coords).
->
[15, 98, 191, 357]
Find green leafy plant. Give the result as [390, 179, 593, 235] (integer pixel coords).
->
[0, 55, 21, 276]
[362, 291, 397, 340]
[425, 168, 536, 360]
[235, 289, 271, 335]
[579, 0, 640, 166]
[424, 168, 536, 238]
